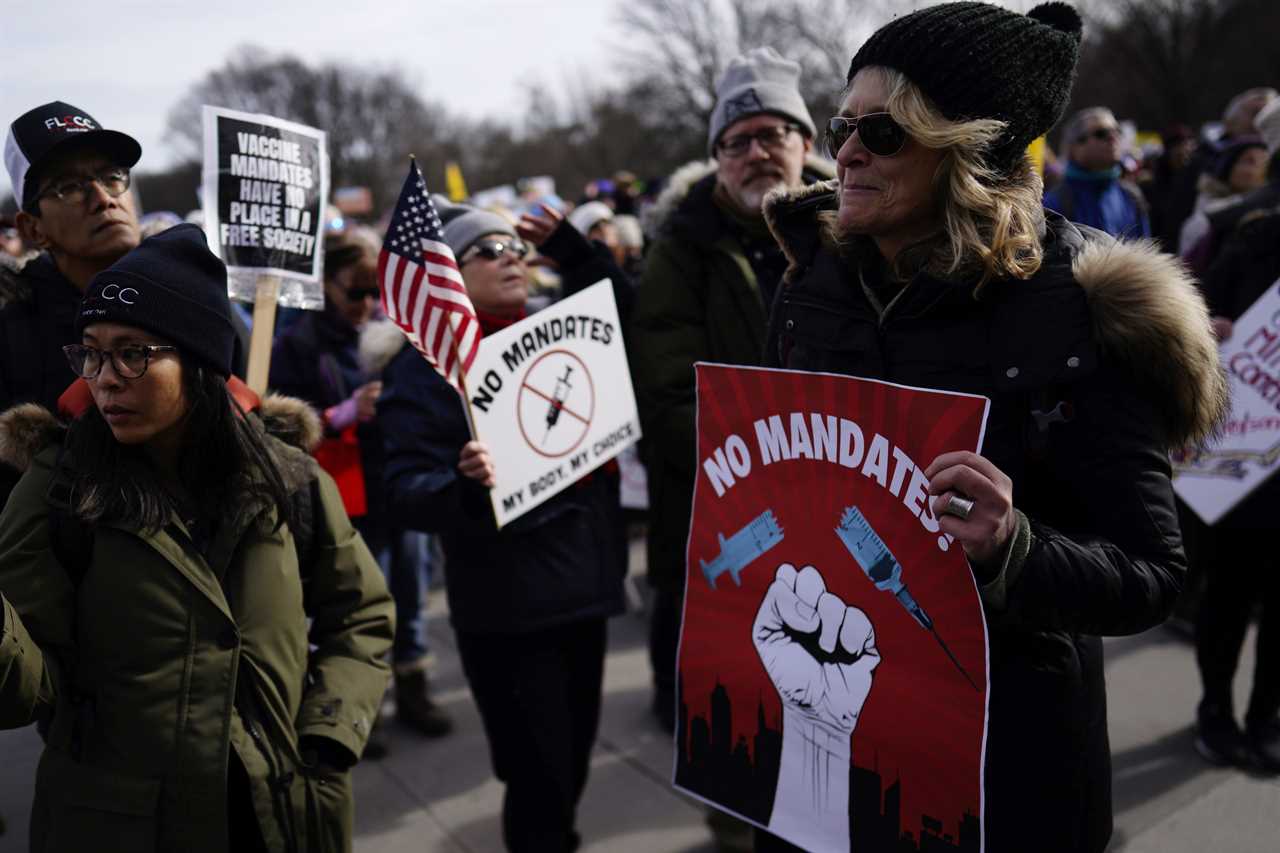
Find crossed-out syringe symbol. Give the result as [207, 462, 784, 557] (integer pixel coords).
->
[542, 365, 575, 445]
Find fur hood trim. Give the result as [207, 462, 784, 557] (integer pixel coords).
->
[257, 394, 322, 453]
[0, 403, 63, 473]
[0, 394, 322, 475]
[642, 153, 836, 240]
[359, 318, 408, 376]
[641, 160, 717, 239]
[1073, 238, 1228, 447]
[0, 254, 34, 310]
[762, 178, 839, 270]
[762, 184, 1228, 449]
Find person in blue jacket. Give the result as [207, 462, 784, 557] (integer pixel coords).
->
[372, 198, 629, 853]
[1044, 106, 1151, 238]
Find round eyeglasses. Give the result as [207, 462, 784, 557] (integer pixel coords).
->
[37, 167, 131, 206]
[716, 124, 801, 158]
[63, 344, 177, 380]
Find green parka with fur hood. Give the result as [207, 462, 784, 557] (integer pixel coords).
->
[0, 394, 394, 853]
[631, 155, 835, 592]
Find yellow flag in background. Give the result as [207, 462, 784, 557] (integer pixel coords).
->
[1027, 136, 1046, 176]
[445, 161, 468, 202]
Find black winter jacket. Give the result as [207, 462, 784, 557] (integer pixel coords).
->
[374, 338, 626, 635]
[370, 220, 632, 634]
[763, 185, 1226, 853]
[0, 255, 85, 507]
[0, 254, 81, 415]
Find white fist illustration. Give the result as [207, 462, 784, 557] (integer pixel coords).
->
[753, 563, 880, 736]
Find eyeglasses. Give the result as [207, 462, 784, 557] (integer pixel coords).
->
[345, 286, 381, 301]
[716, 124, 800, 158]
[37, 167, 131, 206]
[825, 113, 908, 158]
[63, 344, 177, 380]
[1078, 127, 1119, 144]
[460, 237, 530, 264]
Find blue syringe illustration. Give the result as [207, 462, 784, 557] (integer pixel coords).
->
[836, 506, 978, 691]
[700, 509, 784, 589]
[542, 365, 574, 445]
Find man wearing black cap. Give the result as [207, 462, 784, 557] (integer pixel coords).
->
[0, 101, 143, 421]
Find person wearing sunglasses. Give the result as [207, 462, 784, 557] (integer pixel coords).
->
[630, 48, 831, 768]
[270, 231, 454, 744]
[761, 4, 1224, 853]
[371, 198, 627, 852]
[0, 224, 394, 853]
[1044, 106, 1151, 239]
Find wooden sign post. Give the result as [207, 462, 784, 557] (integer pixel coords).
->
[246, 276, 281, 394]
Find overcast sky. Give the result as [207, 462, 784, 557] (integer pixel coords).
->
[3, 0, 621, 198]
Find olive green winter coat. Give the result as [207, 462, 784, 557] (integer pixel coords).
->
[0, 396, 394, 853]
[631, 156, 835, 592]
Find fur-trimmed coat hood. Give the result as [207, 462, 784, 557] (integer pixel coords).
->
[642, 153, 836, 241]
[763, 184, 1228, 449]
[358, 317, 409, 377]
[0, 251, 35, 310]
[0, 392, 322, 485]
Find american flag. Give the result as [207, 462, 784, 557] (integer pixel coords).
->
[378, 159, 479, 394]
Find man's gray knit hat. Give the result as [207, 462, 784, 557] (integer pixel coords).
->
[430, 194, 517, 257]
[707, 47, 816, 157]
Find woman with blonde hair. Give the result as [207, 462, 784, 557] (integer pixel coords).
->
[762, 4, 1225, 851]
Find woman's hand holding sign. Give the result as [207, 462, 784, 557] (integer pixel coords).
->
[458, 440, 496, 488]
[925, 451, 1017, 566]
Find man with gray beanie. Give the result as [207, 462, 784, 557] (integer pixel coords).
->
[630, 47, 832, 748]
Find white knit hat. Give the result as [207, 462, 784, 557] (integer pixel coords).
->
[567, 201, 614, 236]
[707, 47, 816, 157]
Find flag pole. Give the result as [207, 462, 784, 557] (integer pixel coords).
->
[447, 310, 502, 530]
[448, 311, 479, 436]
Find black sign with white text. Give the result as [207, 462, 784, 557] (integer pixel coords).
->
[202, 106, 328, 308]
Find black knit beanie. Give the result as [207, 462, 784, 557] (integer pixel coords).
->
[846, 1, 1083, 175]
[77, 223, 237, 377]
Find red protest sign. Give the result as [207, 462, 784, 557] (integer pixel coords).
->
[676, 363, 990, 852]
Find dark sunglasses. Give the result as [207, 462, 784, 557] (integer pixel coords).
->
[345, 286, 380, 301]
[1078, 126, 1119, 144]
[460, 237, 530, 264]
[824, 113, 908, 158]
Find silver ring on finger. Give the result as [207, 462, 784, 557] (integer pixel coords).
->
[943, 495, 975, 521]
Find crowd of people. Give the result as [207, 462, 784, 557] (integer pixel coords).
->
[0, 2, 1277, 852]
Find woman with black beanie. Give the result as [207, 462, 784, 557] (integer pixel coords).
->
[757, 3, 1225, 851]
[0, 224, 394, 853]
